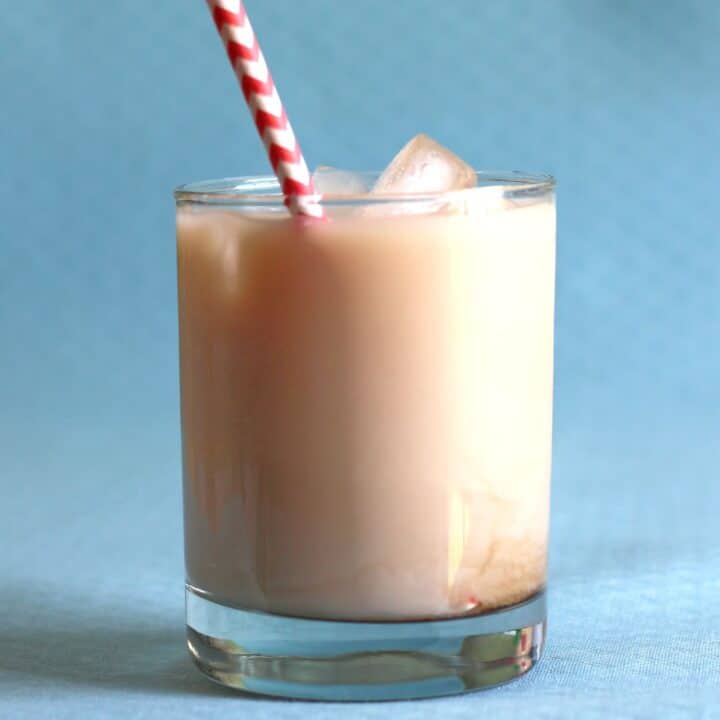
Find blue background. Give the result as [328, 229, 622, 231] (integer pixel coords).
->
[1, 1, 719, 717]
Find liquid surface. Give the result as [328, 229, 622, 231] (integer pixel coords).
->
[177, 195, 555, 621]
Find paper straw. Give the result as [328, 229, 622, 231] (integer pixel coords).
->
[207, 1, 323, 218]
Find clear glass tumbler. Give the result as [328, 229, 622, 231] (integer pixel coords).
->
[174, 172, 556, 700]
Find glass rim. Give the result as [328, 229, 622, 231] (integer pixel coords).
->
[173, 170, 555, 206]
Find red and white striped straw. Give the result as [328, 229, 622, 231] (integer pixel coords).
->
[207, 0, 323, 219]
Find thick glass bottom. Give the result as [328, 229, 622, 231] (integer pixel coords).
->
[186, 585, 546, 701]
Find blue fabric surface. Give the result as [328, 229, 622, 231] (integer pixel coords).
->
[2, 1, 720, 717]
[2, 411, 719, 718]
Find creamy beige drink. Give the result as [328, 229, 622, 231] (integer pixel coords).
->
[177, 162, 555, 621]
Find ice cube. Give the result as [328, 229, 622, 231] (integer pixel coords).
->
[312, 166, 369, 195]
[372, 134, 476, 195]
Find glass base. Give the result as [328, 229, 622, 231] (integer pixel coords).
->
[186, 585, 546, 701]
